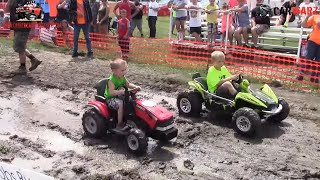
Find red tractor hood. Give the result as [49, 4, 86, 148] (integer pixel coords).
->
[136, 99, 173, 121]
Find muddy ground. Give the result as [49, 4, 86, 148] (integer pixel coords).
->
[0, 42, 320, 180]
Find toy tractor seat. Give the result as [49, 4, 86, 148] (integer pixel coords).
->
[94, 78, 109, 102]
[194, 77, 208, 91]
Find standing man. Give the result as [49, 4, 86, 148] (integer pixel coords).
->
[148, 0, 159, 38]
[69, 0, 94, 58]
[5, 0, 42, 75]
[113, 0, 138, 21]
[129, 0, 144, 37]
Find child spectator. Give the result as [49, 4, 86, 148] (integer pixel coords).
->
[173, 0, 189, 41]
[220, 3, 235, 45]
[104, 58, 141, 133]
[59, 19, 74, 48]
[276, 0, 297, 27]
[207, 51, 240, 99]
[205, 0, 219, 47]
[231, 0, 250, 47]
[49, 17, 58, 46]
[117, 9, 130, 60]
[187, 0, 202, 42]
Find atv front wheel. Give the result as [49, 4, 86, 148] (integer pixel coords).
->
[82, 108, 107, 138]
[269, 98, 290, 123]
[177, 91, 202, 117]
[126, 129, 148, 156]
[232, 107, 261, 137]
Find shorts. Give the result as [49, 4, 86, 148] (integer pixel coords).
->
[190, 27, 201, 34]
[118, 38, 130, 54]
[215, 85, 231, 99]
[13, 30, 30, 53]
[255, 24, 270, 35]
[207, 23, 218, 35]
[106, 98, 123, 110]
[176, 16, 187, 21]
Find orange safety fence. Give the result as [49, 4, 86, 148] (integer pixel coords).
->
[0, 29, 319, 93]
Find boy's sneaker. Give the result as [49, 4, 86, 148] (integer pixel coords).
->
[29, 58, 42, 71]
[87, 52, 94, 59]
[112, 125, 129, 135]
[72, 52, 79, 58]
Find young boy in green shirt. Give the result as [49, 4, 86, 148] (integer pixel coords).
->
[104, 58, 141, 133]
[207, 51, 239, 99]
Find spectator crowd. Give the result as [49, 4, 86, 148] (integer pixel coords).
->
[0, 0, 318, 83]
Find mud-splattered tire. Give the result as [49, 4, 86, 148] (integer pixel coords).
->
[232, 107, 261, 137]
[269, 98, 290, 123]
[126, 129, 148, 156]
[177, 91, 202, 117]
[82, 109, 107, 138]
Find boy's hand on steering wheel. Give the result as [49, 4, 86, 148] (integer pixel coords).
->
[231, 74, 239, 80]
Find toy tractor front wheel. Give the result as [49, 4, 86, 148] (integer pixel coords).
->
[177, 91, 202, 117]
[269, 98, 290, 123]
[126, 128, 148, 156]
[82, 108, 107, 138]
[232, 107, 261, 137]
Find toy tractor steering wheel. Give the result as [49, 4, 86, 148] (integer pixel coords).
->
[124, 87, 140, 103]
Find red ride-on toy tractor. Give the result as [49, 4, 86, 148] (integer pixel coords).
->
[82, 78, 178, 155]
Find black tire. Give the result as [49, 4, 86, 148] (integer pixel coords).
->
[232, 107, 261, 137]
[82, 108, 107, 138]
[269, 98, 290, 123]
[177, 91, 202, 117]
[126, 128, 148, 156]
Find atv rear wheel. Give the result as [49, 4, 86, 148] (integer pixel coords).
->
[232, 107, 261, 137]
[269, 98, 290, 123]
[82, 108, 107, 138]
[177, 91, 202, 117]
[126, 128, 148, 156]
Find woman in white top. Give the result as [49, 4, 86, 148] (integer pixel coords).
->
[299, 0, 317, 22]
[187, 0, 202, 41]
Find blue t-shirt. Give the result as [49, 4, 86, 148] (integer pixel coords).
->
[235, 4, 250, 27]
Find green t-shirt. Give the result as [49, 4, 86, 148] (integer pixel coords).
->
[207, 66, 231, 93]
[104, 74, 127, 98]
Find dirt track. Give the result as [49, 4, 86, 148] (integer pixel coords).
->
[0, 42, 320, 180]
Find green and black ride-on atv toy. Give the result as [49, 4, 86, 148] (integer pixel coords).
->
[177, 72, 290, 137]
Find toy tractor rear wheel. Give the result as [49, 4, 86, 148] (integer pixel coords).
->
[269, 98, 290, 123]
[177, 91, 202, 117]
[126, 128, 148, 156]
[82, 108, 107, 138]
[232, 107, 261, 137]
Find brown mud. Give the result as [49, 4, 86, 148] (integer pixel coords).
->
[0, 43, 320, 180]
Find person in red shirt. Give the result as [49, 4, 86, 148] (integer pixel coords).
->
[117, 9, 130, 60]
[113, 0, 138, 21]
